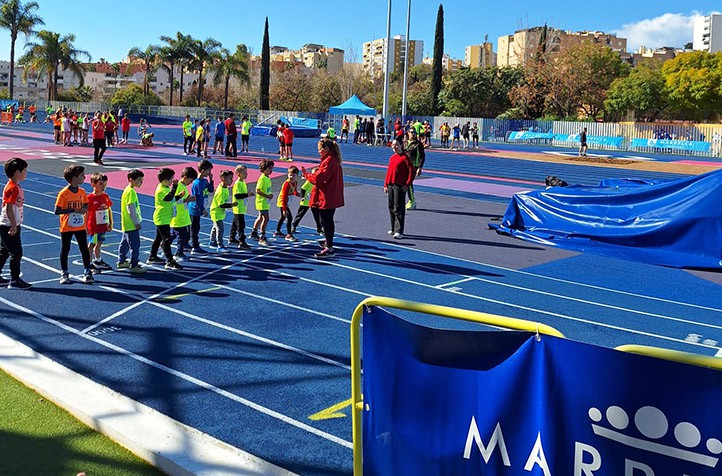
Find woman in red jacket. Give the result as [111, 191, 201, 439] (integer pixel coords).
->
[384, 139, 413, 239]
[301, 138, 344, 258]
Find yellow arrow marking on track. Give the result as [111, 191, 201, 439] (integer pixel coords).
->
[308, 398, 353, 421]
[157, 286, 222, 301]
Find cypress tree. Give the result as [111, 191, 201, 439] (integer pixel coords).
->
[260, 17, 270, 110]
[431, 4, 444, 115]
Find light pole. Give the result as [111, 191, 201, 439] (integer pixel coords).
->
[401, 0, 411, 120]
[382, 0, 392, 122]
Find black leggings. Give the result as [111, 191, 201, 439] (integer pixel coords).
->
[60, 230, 90, 272]
[184, 135, 193, 154]
[387, 184, 406, 234]
[191, 215, 202, 248]
[292, 206, 322, 232]
[93, 138, 106, 162]
[150, 224, 174, 261]
[276, 208, 293, 235]
[0, 225, 22, 280]
[318, 208, 336, 248]
[229, 213, 246, 242]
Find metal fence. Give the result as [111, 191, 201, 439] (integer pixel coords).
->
[26, 101, 722, 158]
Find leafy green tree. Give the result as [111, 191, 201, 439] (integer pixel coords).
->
[19, 30, 89, 101]
[57, 85, 92, 102]
[662, 51, 722, 120]
[111, 83, 162, 106]
[188, 37, 221, 106]
[260, 17, 270, 110]
[0, 0, 43, 99]
[430, 4, 444, 114]
[210, 44, 249, 110]
[605, 59, 669, 121]
[310, 72, 342, 112]
[270, 68, 312, 111]
[439, 66, 521, 118]
[127, 44, 160, 95]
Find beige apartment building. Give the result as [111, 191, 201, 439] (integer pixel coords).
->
[362, 35, 423, 78]
[464, 38, 496, 68]
[497, 27, 627, 67]
[422, 54, 464, 73]
[269, 44, 345, 73]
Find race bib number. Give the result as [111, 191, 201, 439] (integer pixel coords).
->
[69, 212, 85, 227]
[95, 209, 109, 225]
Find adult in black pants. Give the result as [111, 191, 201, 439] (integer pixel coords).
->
[225, 113, 237, 157]
[91, 112, 106, 165]
[384, 139, 413, 239]
[301, 138, 345, 259]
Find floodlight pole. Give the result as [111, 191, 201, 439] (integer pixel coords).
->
[382, 0, 392, 122]
[401, 0, 411, 119]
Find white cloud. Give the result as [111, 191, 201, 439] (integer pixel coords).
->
[613, 11, 720, 52]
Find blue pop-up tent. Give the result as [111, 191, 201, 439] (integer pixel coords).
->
[329, 95, 376, 116]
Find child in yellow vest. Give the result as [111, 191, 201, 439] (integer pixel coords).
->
[208, 170, 237, 251]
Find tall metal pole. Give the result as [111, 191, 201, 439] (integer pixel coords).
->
[382, 0, 392, 121]
[401, 0, 411, 119]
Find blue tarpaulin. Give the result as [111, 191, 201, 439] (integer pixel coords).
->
[491, 169, 722, 269]
[363, 307, 722, 475]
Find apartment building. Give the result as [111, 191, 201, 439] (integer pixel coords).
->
[422, 53, 464, 73]
[464, 37, 496, 68]
[362, 35, 423, 78]
[497, 27, 628, 67]
[693, 14, 722, 53]
[266, 44, 345, 73]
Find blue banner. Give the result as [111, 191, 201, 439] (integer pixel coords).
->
[363, 307, 722, 475]
[631, 138, 711, 152]
[508, 131, 555, 141]
[554, 134, 624, 148]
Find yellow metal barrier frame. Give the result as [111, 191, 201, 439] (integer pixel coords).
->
[350, 296, 564, 476]
[350, 297, 722, 476]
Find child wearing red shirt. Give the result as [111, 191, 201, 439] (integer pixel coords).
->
[54, 165, 93, 284]
[87, 173, 113, 273]
[120, 114, 131, 144]
[283, 126, 295, 161]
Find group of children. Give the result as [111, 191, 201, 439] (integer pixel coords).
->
[0, 156, 322, 288]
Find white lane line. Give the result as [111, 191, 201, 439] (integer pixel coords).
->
[0, 294, 353, 449]
[436, 277, 475, 288]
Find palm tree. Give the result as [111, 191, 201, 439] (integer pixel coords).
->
[19, 30, 90, 101]
[188, 37, 221, 106]
[0, 0, 43, 99]
[209, 44, 249, 109]
[160, 32, 192, 103]
[127, 44, 160, 95]
[158, 45, 178, 105]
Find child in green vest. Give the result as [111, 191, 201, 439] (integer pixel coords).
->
[251, 159, 274, 246]
[229, 165, 254, 249]
[117, 169, 146, 274]
[208, 170, 237, 251]
[147, 167, 182, 269]
[170, 167, 197, 261]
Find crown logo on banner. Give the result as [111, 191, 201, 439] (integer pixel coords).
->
[589, 405, 722, 468]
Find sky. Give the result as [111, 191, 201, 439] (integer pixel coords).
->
[0, 1, 719, 64]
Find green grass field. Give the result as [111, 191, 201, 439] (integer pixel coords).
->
[0, 369, 166, 475]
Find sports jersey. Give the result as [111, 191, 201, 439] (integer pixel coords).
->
[182, 120, 193, 137]
[255, 174, 272, 211]
[171, 182, 192, 228]
[120, 185, 142, 232]
[241, 120, 252, 135]
[209, 186, 230, 221]
[153, 183, 175, 226]
[214, 121, 225, 138]
[86, 192, 113, 234]
[55, 186, 88, 232]
[232, 179, 248, 215]
[188, 177, 214, 217]
[0, 181, 24, 226]
[276, 179, 298, 209]
[195, 124, 205, 141]
[299, 180, 313, 207]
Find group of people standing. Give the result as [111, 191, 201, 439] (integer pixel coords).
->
[182, 113, 253, 159]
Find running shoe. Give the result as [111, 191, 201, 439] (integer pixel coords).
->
[59, 273, 71, 284]
[228, 238, 240, 245]
[218, 246, 230, 253]
[129, 265, 147, 274]
[83, 271, 95, 283]
[250, 231, 259, 241]
[174, 253, 188, 262]
[8, 278, 32, 290]
[90, 263, 102, 274]
[165, 260, 183, 270]
[314, 247, 335, 259]
[146, 255, 164, 264]
[258, 237, 269, 246]
[285, 235, 298, 242]
[95, 260, 112, 270]
[238, 242, 251, 250]
[393, 232, 404, 239]
[405, 201, 416, 210]
[191, 247, 208, 255]
[117, 260, 131, 269]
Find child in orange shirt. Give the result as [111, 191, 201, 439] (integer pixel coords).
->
[273, 166, 300, 241]
[54, 165, 93, 284]
[86, 172, 113, 273]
